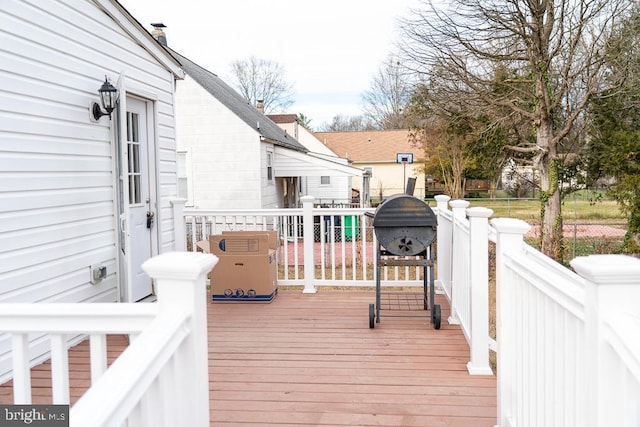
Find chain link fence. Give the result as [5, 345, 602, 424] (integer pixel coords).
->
[465, 189, 630, 258]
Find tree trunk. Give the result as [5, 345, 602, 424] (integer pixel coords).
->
[536, 121, 564, 262]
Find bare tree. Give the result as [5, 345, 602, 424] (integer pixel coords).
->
[362, 55, 415, 129]
[400, 0, 632, 261]
[320, 114, 376, 132]
[228, 56, 295, 114]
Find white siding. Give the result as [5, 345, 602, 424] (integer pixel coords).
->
[304, 175, 352, 202]
[0, 0, 178, 303]
[175, 75, 266, 209]
[0, 0, 179, 379]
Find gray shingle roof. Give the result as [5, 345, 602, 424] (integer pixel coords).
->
[169, 49, 306, 152]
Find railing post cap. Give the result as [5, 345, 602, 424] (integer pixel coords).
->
[570, 254, 640, 285]
[434, 194, 451, 203]
[170, 198, 187, 206]
[142, 252, 219, 281]
[466, 206, 493, 218]
[300, 195, 315, 203]
[490, 217, 531, 234]
[450, 199, 470, 209]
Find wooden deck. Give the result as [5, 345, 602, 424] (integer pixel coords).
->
[0, 291, 497, 426]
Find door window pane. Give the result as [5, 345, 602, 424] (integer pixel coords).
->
[126, 112, 142, 204]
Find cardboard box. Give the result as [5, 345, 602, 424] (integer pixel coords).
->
[205, 233, 278, 302]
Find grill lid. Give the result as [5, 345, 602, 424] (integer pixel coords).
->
[371, 194, 437, 256]
[372, 194, 437, 228]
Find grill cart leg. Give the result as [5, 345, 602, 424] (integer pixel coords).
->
[423, 262, 429, 310]
[369, 303, 375, 328]
[375, 245, 381, 323]
[429, 255, 441, 329]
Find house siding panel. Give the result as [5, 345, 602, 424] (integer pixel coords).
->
[176, 76, 264, 209]
[0, 0, 179, 380]
[305, 175, 351, 202]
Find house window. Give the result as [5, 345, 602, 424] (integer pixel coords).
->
[177, 151, 193, 204]
[320, 176, 330, 185]
[267, 150, 273, 182]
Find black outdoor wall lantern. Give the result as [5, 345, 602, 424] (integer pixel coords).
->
[91, 76, 118, 120]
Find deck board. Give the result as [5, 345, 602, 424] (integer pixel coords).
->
[0, 290, 497, 426]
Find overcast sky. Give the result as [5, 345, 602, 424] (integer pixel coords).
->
[118, 0, 420, 127]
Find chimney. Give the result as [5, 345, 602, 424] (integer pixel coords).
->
[151, 23, 167, 46]
[256, 99, 264, 113]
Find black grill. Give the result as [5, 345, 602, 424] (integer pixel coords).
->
[367, 194, 441, 330]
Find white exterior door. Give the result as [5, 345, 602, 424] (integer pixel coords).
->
[119, 96, 155, 301]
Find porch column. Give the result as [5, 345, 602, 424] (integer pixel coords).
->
[171, 198, 187, 252]
[142, 251, 218, 427]
[570, 255, 640, 427]
[448, 199, 470, 325]
[491, 218, 531, 426]
[466, 207, 493, 375]
[301, 195, 317, 293]
[434, 195, 451, 299]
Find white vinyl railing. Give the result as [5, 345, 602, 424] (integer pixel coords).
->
[174, 195, 432, 292]
[433, 195, 640, 426]
[491, 220, 640, 427]
[0, 252, 217, 427]
[174, 195, 640, 426]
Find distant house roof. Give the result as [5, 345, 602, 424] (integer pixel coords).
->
[314, 130, 422, 163]
[267, 114, 299, 124]
[169, 49, 306, 153]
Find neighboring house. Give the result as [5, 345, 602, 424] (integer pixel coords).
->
[153, 31, 361, 210]
[269, 114, 363, 206]
[315, 130, 426, 201]
[0, 0, 184, 378]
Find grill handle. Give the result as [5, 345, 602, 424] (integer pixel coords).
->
[364, 212, 375, 219]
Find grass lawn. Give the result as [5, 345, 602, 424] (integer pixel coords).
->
[466, 195, 625, 222]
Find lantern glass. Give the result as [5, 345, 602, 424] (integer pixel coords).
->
[98, 77, 118, 114]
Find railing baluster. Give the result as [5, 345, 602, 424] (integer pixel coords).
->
[363, 217, 370, 280]
[128, 399, 144, 426]
[162, 356, 180, 427]
[189, 216, 198, 251]
[90, 334, 108, 384]
[12, 333, 32, 404]
[351, 219, 357, 281]
[330, 219, 336, 280]
[282, 216, 289, 280]
[50, 333, 70, 404]
[320, 217, 326, 281]
[292, 215, 299, 280]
